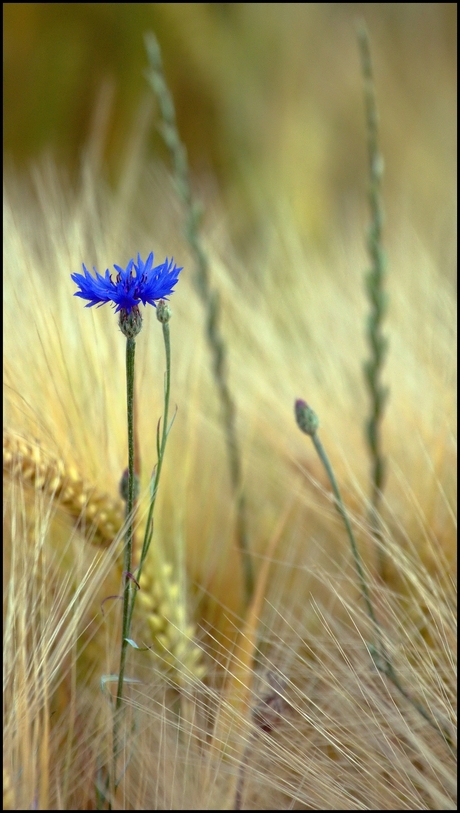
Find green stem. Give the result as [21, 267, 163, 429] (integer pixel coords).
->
[125, 320, 172, 648]
[113, 337, 136, 793]
[135, 321, 170, 590]
[310, 432, 382, 643]
[309, 422, 455, 755]
[358, 23, 389, 578]
[144, 32, 254, 606]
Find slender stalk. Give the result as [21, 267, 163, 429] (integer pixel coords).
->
[317, 426, 455, 752]
[70, 257, 180, 805]
[112, 337, 136, 794]
[310, 431, 380, 635]
[129, 320, 171, 617]
[144, 32, 254, 606]
[110, 313, 178, 802]
[355, 31, 454, 755]
[295, 399, 456, 756]
[122, 311, 176, 671]
[308, 422, 390, 678]
[358, 23, 389, 579]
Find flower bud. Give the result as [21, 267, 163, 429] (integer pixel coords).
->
[156, 299, 171, 323]
[119, 306, 143, 338]
[295, 399, 319, 436]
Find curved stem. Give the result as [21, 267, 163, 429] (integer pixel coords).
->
[310, 428, 456, 756]
[311, 432, 381, 639]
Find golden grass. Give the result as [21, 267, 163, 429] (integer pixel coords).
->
[3, 155, 456, 809]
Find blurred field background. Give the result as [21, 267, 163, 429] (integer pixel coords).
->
[4, 2, 457, 263]
[3, 3, 457, 810]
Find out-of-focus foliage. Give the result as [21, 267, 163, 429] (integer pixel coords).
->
[3, 3, 457, 254]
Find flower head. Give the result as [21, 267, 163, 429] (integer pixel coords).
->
[71, 252, 182, 315]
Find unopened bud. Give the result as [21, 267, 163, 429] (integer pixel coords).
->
[119, 306, 143, 338]
[156, 300, 171, 323]
[295, 399, 319, 436]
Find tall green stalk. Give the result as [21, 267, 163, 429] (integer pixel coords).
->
[295, 399, 456, 756]
[71, 252, 182, 806]
[111, 304, 177, 800]
[112, 337, 136, 796]
[144, 32, 254, 607]
[358, 24, 389, 579]
[129, 305, 173, 607]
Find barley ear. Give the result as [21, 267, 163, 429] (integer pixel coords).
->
[137, 558, 206, 687]
[3, 428, 124, 547]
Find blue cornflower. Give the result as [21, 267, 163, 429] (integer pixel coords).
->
[71, 252, 182, 315]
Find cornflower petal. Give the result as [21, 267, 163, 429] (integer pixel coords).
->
[137, 257, 182, 306]
[70, 264, 115, 308]
[137, 251, 154, 277]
